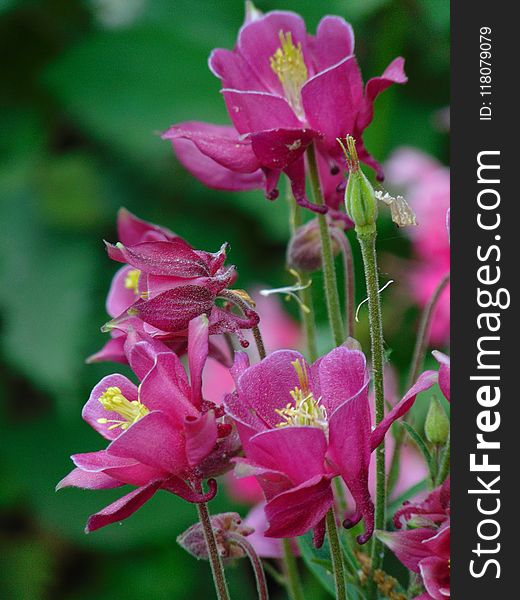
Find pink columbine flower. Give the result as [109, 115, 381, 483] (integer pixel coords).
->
[385, 148, 450, 345]
[224, 347, 436, 544]
[163, 8, 406, 213]
[58, 315, 239, 532]
[98, 209, 258, 349]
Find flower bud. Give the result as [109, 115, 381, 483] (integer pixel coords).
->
[424, 396, 450, 445]
[339, 136, 378, 235]
[287, 218, 341, 272]
[177, 512, 254, 560]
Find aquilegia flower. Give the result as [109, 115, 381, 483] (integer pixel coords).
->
[164, 8, 406, 213]
[58, 315, 239, 532]
[224, 347, 436, 544]
[99, 209, 258, 349]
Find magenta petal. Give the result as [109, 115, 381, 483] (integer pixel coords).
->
[209, 48, 266, 91]
[370, 370, 438, 451]
[124, 331, 178, 381]
[188, 315, 209, 408]
[107, 411, 187, 474]
[139, 352, 197, 424]
[106, 240, 209, 278]
[249, 128, 318, 169]
[284, 157, 327, 214]
[248, 427, 328, 485]
[85, 481, 162, 533]
[117, 207, 177, 245]
[424, 524, 451, 560]
[302, 56, 363, 150]
[130, 286, 214, 333]
[311, 16, 355, 71]
[419, 556, 450, 600]
[237, 10, 310, 94]
[377, 528, 436, 572]
[169, 136, 264, 191]
[264, 474, 334, 538]
[83, 374, 138, 440]
[86, 335, 126, 365]
[56, 467, 122, 490]
[106, 265, 140, 317]
[223, 391, 268, 437]
[433, 351, 450, 402]
[163, 122, 261, 173]
[236, 350, 309, 428]
[184, 410, 218, 467]
[316, 347, 369, 413]
[222, 90, 300, 135]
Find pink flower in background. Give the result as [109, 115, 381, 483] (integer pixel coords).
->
[58, 316, 239, 532]
[243, 502, 298, 559]
[224, 348, 436, 543]
[393, 478, 450, 529]
[385, 148, 450, 345]
[164, 9, 406, 213]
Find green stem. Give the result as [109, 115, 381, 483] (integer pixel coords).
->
[282, 539, 305, 600]
[227, 532, 269, 600]
[307, 144, 344, 347]
[357, 230, 386, 582]
[287, 186, 319, 362]
[326, 508, 347, 600]
[332, 228, 355, 338]
[196, 502, 230, 600]
[436, 433, 451, 486]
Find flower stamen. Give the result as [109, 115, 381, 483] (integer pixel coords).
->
[124, 269, 141, 295]
[270, 30, 308, 117]
[97, 386, 149, 431]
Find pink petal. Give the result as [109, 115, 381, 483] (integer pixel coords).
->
[163, 122, 261, 173]
[209, 47, 266, 91]
[188, 314, 209, 407]
[248, 426, 328, 485]
[243, 502, 296, 559]
[433, 351, 450, 402]
[377, 528, 435, 572]
[419, 556, 450, 600]
[184, 410, 218, 467]
[424, 524, 451, 560]
[264, 474, 334, 538]
[223, 391, 268, 438]
[124, 330, 178, 380]
[106, 265, 140, 317]
[249, 127, 319, 169]
[86, 335, 126, 365]
[117, 207, 177, 245]
[83, 374, 138, 440]
[302, 56, 363, 152]
[371, 370, 438, 451]
[284, 156, 328, 214]
[237, 10, 310, 94]
[107, 411, 187, 474]
[310, 16, 355, 71]
[85, 481, 162, 533]
[222, 90, 300, 135]
[169, 136, 264, 191]
[56, 467, 122, 490]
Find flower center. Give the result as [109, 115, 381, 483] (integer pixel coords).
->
[270, 30, 308, 117]
[124, 269, 141, 295]
[97, 386, 149, 431]
[275, 359, 327, 429]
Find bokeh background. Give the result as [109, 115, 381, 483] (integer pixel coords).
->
[0, 0, 449, 598]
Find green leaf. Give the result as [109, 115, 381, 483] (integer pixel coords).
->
[299, 531, 335, 596]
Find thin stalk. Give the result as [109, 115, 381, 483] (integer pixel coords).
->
[436, 433, 451, 486]
[219, 289, 266, 360]
[307, 144, 344, 347]
[282, 539, 305, 600]
[227, 532, 269, 600]
[326, 508, 347, 600]
[287, 185, 319, 362]
[357, 231, 386, 583]
[332, 228, 355, 338]
[196, 502, 230, 600]
[388, 273, 450, 493]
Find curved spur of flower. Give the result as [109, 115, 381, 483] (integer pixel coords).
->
[58, 316, 238, 532]
[433, 351, 450, 402]
[164, 10, 406, 212]
[97, 210, 258, 349]
[394, 477, 450, 529]
[379, 523, 451, 600]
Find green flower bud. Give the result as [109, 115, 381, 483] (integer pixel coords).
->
[425, 396, 450, 445]
[338, 136, 378, 235]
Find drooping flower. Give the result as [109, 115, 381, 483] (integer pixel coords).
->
[96, 209, 258, 351]
[224, 347, 436, 543]
[385, 148, 450, 345]
[393, 477, 450, 529]
[164, 8, 406, 214]
[58, 315, 239, 532]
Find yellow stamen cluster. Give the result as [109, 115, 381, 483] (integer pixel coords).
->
[275, 359, 327, 429]
[270, 31, 308, 117]
[97, 386, 149, 431]
[124, 269, 141, 295]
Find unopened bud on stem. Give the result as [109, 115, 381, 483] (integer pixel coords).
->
[425, 396, 450, 445]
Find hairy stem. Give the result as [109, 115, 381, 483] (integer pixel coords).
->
[332, 228, 355, 338]
[436, 433, 451, 486]
[326, 508, 347, 600]
[282, 539, 305, 600]
[196, 502, 230, 600]
[227, 532, 269, 600]
[307, 144, 344, 347]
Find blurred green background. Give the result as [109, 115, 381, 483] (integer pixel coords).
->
[0, 0, 448, 598]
